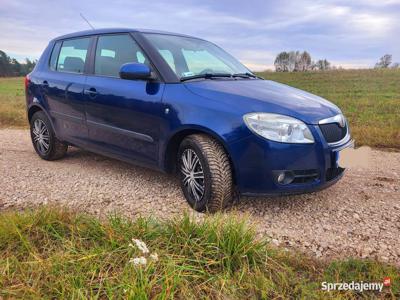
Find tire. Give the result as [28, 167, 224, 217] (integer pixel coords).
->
[178, 134, 233, 212]
[30, 111, 68, 160]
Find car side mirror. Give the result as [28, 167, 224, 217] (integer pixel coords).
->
[119, 63, 155, 80]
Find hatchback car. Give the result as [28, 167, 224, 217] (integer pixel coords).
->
[25, 28, 353, 212]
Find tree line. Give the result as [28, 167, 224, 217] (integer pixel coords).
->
[0, 50, 37, 77]
[274, 51, 333, 72]
[1, 48, 398, 75]
[274, 51, 399, 72]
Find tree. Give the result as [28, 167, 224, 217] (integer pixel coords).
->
[310, 60, 317, 70]
[274, 51, 319, 72]
[297, 51, 312, 71]
[274, 51, 290, 72]
[375, 54, 392, 68]
[0, 50, 36, 77]
[287, 51, 298, 72]
[316, 59, 331, 71]
[391, 62, 399, 69]
[22, 58, 36, 74]
[11, 58, 21, 76]
[0, 50, 12, 76]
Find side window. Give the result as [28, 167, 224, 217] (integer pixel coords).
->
[49, 41, 62, 71]
[57, 37, 91, 73]
[94, 34, 149, 77]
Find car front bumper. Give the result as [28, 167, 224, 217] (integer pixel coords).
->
[228, 125, 354, 196]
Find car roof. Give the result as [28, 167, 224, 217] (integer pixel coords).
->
[51, 28, 199, 41]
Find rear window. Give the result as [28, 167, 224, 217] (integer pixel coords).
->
[56, 37, 91, 73]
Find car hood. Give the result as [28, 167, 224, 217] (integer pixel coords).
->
[184, 79, 341, 124]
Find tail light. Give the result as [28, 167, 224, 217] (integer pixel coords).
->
[24, 75, 30, 93]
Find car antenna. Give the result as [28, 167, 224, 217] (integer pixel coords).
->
[80, 13, 95, 29]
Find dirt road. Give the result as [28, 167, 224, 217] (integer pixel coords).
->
[1, 129, 399, 265]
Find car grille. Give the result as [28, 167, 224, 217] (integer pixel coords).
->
[319, 123, 347, 143]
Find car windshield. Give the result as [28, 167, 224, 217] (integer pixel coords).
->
[143, 33, 251, 80]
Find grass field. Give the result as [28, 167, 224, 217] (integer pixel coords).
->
[0, 207, 399, 299]
[1, 69, 399, 148]
[257, 69, 400, 148]
[0, 77, 26, 127]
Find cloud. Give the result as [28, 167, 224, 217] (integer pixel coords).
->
[0, 0, 398, 69]
[349, 13, 394, 37]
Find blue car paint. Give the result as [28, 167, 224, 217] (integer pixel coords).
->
[84, 75, 165, 167]
[119, 63, 152, 80]
[183, 79, 340, 124]
[26, 28, 352, 196]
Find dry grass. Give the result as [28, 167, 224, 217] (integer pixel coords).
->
[0, 77, 26, 127]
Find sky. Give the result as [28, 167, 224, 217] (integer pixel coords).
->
[1, 0, 399, 70]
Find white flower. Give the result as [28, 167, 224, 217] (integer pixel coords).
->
[132, 238, 149, 254]
[130, 256, 147, 265]
[128, 238, 159, 266]
[150, 253, 159, 261]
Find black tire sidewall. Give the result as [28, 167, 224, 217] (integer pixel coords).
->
[178, 138, 212, 212]
[30, 111, 56, 160]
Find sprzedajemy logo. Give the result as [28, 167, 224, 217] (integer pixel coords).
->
[321, 277, 391, 293]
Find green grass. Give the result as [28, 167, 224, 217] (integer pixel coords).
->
[256, 69, 400, 148]
[0, 208, 398, 299]
[1, 69, 400, 148]
[0, 77, 26, 127]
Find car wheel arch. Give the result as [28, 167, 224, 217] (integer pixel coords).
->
[163, 126, 238, 185]
[27, 104, 58, 138]
[28, 105, 43, 122]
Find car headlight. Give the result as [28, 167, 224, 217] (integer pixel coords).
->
[243, 113, 314, 143]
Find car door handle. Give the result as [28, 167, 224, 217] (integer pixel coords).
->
[84, 87, 98, 99]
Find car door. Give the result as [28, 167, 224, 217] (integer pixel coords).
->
[84, 34, 165, 167]
[44, 37, 92, 144]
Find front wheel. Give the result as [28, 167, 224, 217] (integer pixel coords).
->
[178, 134, 233, 212]
[30, 111, 68, 160]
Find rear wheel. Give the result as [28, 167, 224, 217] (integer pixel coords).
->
[178, 134, 233, 212]
[30, 111, 68, 160]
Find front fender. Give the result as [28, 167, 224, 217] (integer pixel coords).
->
[160, 84, 252, 184]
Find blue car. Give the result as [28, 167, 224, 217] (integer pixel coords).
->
[25, 28, 353, 212]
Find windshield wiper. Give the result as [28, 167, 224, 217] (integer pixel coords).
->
[180, 73, 233, 82]
[232, 72, 262, 79]
[180, 72, 263, 82]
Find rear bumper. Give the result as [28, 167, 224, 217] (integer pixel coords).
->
[227, 124, 354, 196]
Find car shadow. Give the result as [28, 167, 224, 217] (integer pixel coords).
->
[62, 147, 331, 215]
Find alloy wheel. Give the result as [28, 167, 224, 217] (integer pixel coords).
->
[180, 149, 205, 202]
[32, 119, 50, 154]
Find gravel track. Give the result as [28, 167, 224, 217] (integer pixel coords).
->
[1, 129, 399, 266]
